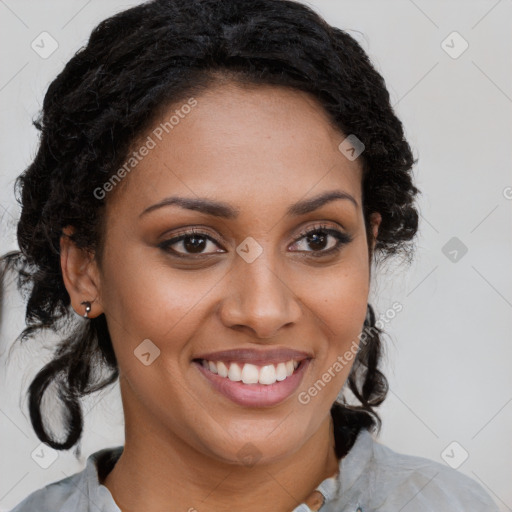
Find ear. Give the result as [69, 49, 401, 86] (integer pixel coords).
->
[60, 226, 103, 318]
[369, 212, 381, 252]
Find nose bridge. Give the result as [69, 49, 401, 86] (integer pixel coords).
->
[220, 242, 301, 338]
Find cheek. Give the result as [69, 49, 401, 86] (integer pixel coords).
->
[99, 244, 213, 364]
[298, 277, 368, 409]
[101, 238, 206, 321]
[301, 247, 370, 340]
[298, 247, 370, 389]
[314, 272, 368, 331]
[312, 278, 368, 381]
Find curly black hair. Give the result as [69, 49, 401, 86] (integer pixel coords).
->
[0, 0, 419, 457]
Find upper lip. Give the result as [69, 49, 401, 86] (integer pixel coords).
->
[193, 348, 312, 366]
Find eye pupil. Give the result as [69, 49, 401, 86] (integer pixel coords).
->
[184, 235, 206, 253]
[307, 231, 327, 250]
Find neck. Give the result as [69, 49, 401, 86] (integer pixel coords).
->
[103, 400, 340, 512]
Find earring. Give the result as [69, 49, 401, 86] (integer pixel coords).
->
[81, 301, 92, 318]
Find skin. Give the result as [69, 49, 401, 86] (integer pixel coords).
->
[60, 82, 381, 512]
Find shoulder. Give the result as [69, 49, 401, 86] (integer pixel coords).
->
[9, 446, 123, 512]
[333, 429, 499, 512]
[369, 436, 498, 511]
[9, 471, 84, 512]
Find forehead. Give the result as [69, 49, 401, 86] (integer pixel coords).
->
[106, 82, 363, 215]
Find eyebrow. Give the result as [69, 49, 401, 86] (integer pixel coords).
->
[139, 190, 358, 219]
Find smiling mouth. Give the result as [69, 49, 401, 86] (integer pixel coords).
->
[193, 358, 306, 386]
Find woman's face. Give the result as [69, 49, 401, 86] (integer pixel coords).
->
[80, 82, 380, 464]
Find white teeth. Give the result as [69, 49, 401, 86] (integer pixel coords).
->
[275, 362, 288, 381]
[227, 362, 242, 381]
[217, 361, 228, 378]
[259, 364, 277, 385]
[241, 363, 259, 384]
[200, 358, 303, 385]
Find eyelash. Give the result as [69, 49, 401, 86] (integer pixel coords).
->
[158, 224, 353, 259]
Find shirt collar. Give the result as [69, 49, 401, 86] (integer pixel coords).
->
[80, 427, 374, 511]
[292, 427, 374, 511]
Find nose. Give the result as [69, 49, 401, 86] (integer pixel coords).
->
[218, 252, 302, 339]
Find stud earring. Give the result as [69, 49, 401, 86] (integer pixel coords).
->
[80, 301, 92, 318]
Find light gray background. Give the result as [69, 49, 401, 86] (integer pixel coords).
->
[0, 0, 511, 510]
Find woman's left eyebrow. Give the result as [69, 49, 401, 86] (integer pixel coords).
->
[138, 189, 357, 220]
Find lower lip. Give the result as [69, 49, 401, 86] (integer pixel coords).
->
[193, 359, 311, 407]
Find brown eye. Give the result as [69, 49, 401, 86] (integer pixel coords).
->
[290, 224, 352, 256]
[179, 234, 208, 254]
[158, 229, 225, 257]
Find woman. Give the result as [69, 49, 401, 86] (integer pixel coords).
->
[1, 0, 499, 510]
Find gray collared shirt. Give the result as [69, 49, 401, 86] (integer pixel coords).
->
[10, 428, 499, 511]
